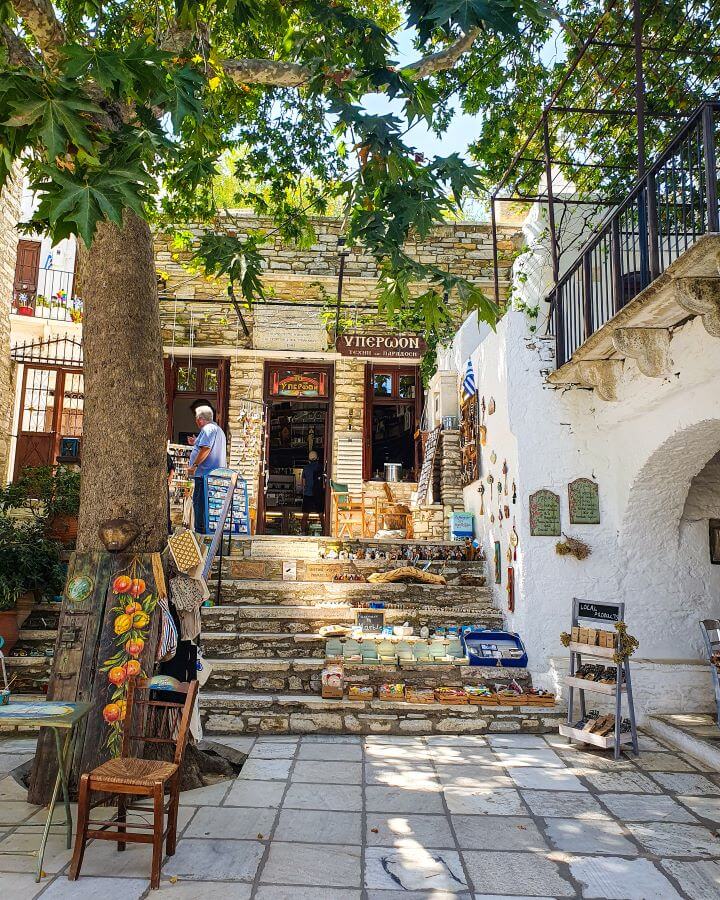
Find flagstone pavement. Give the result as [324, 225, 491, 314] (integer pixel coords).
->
[0, 731, 718, 898]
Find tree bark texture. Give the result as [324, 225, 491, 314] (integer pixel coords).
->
[76, 211, 168, 554]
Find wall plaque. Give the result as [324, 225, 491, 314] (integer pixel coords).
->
[577, 601, 620, 622]
[336, 331, 427, 359]
[568, 478, 600, 524]
[529, 489, 561, 536]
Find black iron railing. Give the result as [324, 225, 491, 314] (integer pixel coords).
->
[549, 102, 720, 367]
[12, 268, 83, 322]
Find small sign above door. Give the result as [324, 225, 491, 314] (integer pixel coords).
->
[336, 332, 427, 359]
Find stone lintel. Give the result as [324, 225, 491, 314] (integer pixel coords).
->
[611, 327, 673, 378]
[674, 276, 720, 338]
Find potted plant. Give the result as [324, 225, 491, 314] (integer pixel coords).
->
[0, 466, 81, 544]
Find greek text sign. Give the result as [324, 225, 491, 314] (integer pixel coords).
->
[529, 489, 561, 536]
[336, 331, 427, 359]
[568, 478, 600, 524]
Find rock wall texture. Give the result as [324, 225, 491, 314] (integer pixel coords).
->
[0, 171, 22, 480]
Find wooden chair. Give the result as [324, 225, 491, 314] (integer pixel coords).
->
[68, 677, 199, 890]
[330, 479, 366, 538]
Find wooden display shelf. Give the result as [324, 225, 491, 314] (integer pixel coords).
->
[568, 641, 617, 660]
[563, 675, 625, 695]
[559, 722, 634, 750]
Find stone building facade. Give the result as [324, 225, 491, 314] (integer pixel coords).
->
[158, 213, 521, 537]
[0, 171, 22, 478]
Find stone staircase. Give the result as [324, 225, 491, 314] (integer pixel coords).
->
[7, 536, 563, 736]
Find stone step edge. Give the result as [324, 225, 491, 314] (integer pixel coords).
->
[204, 604, 502, 614]
[210, 580, 489, 591]
[647, 715, 720, 771]
[205, 657, 531, 675]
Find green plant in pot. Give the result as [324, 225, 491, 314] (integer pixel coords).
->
[0, 465, 80, 543]
[0, 518, 64, 653]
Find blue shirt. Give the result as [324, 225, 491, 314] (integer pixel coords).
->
[189, 422, 227, 477]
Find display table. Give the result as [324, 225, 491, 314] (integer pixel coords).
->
[0, 700, 91, 881]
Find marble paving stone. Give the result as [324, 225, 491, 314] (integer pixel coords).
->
[461, 850, 576, 897]
[520, 790, 609, 819]
[291, 760, 362, 784]
[569, 855, 683, 900]
[296, 742, 362, 761]
[678, 794, 720, 823]
[38, 876, 149, 899]
[555, 750, 634, 771]
[365, 736, 426, 746]
[223, 778, 286, 808]
[178, 781, 232, 806]
[425, 735, 488, 747]
[435, 766, 513, 790]
[365, 813, 455, 849]
[473, 896, 554, 899]
[492, 748, 566, 769]
[185, 805, 276, 839]
[0, 740, 38, 754]
[506, 767, 587, 792]
[598, 792, 697, 823]
[256, 888, 361, 900]
[632, 751, 696, 772]
[0, 832, 71, 874]
[256, 736, 300, 744]
[660, 859, 720, 900]
[239, 758, 293, 781]
[0, 756, 32, 775]
[364, 748, 433, 765]
[626, 821, 720, 858]
[163, 839, 265, 882]
[259, 842, 362, 888]
[0, 800, 40, 823]
[365, 786, 445, 815]
[283, 782, 362, 811]
[70, 839, 155, 878]
[209, 736, 256, 754]
[154, 881, 252, 899]
[452, 815, 548, 852]
[650, 772, 720, 795]
[247, 743, 297, 760]
[366, 892, 471, 900]
[274, 809, 362, 845]
[487, 735, 549, 749]
[299, 735, 360, 744]
[0, 777, 31, 802]
[443, 787, 525, 817]
[543, 818, 638, 855]
[365, 764, 439, 790]
[426, 746, 498, 765]
[364, 846, 468, 893]
[580, 770, 661, 794]
[0, 872, 48, 900]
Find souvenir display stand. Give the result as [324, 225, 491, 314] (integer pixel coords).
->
[204, 468, 249, 536]
[559, 598, 639, 759]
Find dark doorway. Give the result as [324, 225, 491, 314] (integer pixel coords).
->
[164, 357, 229, 444]
[363, 364, 423, 481]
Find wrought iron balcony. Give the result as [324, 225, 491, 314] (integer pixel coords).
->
[548, 101, 720, 369]
[12, 267, 83, 323]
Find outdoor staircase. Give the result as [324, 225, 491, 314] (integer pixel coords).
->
[7, 536, 564, 737]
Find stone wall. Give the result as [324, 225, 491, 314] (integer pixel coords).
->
[227, 356, 264, 507]
[0, 170, 22, 481]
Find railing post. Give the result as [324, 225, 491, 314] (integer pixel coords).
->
[554, 287, 566, 368]
[611, 217, 623, 313]
[646, 172, 660, 280]
[702, 104, 719, 233]
[637, 189, 650, 290]
[582, 252, 593, 342]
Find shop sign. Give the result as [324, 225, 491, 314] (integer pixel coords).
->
[336, 331, 427, 359]
[577, 601, 620, 622]
[529, 489, 561, 536]
[271, 368, 328, 397]
[568, 477, 600, 524]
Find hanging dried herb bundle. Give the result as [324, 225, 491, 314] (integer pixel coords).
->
[555, 535, 591, 560]
[613, 621, 639, 663]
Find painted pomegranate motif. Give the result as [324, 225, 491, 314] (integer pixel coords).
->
[129, 578, 146, 597]
[103, 703, 120, 723]
[114, 614, 133, 635]
[108, 666, 127, 686]
[112, 575, 132, 595]
[125, 638, 144, 657]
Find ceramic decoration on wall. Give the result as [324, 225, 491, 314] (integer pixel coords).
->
[529, 489, 561, 536]
[507, 566, 515, 612]
[494, 541, 502, 583]
[568, 477, 601, 524]
[488, 397, 496, 415]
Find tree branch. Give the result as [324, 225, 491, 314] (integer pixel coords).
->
[0, 24, 40, 68]
[222, 28, 482, 88]
[10, 0, 65, 67]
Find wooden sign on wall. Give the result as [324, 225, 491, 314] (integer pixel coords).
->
[568, 478, 600, 524]
[416, 425, 441, 505]
[336, 331, 427, 359]
[529, 489, 561, 536]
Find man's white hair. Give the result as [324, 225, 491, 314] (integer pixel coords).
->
[195, 405, 215, 423]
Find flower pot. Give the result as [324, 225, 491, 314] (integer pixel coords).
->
[0, 610, 19, 655]
[16, 305, 34, 317]
[46, 513, 78, 544]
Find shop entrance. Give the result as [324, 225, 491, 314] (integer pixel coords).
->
[164, 357, 229, 443]
[259, 363, 333, 535]
[363, 364, 423, 481]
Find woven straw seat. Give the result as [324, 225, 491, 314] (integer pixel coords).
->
[90, 757, 178, 787]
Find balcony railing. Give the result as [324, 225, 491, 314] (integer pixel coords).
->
[549, 102, 720, 368]
[12, 268, 83, 323]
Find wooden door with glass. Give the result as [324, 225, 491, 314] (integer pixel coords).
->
[363, 364, 423, 482]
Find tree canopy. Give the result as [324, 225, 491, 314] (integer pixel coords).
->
[0, 0, 553, 338]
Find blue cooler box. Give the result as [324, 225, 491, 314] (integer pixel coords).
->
[449, 511, 474, 541]
[463, 630, 529, 667]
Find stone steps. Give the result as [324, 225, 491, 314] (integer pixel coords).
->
[219, 557, 486, 583]
[199, 691, 564, 736]
[202, 604, 504, 635]
[205, 657, 532, 693]
[209, 579, 491, 606]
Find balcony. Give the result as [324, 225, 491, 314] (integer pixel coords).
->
[12, 267, 83, 323]
[547, 102, 720, 398]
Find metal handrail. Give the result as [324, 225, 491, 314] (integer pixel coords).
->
[201, 471, 237, 604]
[548, 100, 720, 367]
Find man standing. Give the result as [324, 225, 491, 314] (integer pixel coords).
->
[301, 450, 324, 535]
[187, 405, 227, 534]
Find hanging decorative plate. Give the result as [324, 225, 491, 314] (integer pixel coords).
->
[66, 575, 94, 605]
[488, 397, 496, 415]
[490, 450, 497, 465]
[479, 424, 487, 446]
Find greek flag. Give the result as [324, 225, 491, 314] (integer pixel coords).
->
[462, 358, 476, 400]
